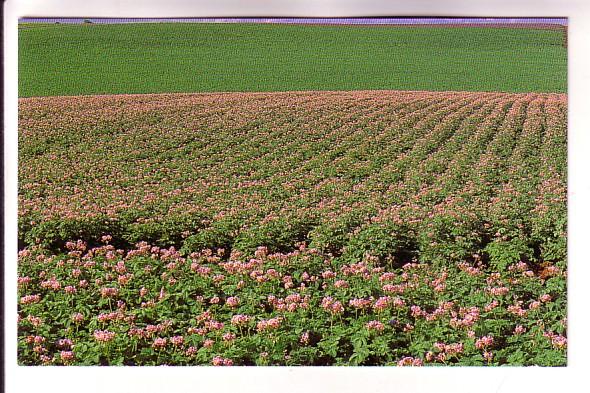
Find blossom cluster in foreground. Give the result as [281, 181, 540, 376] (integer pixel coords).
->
[18, 242, 566, 366]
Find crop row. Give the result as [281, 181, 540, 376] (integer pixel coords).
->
[18, 90, 567, 365]
[19, 90, 567, 270]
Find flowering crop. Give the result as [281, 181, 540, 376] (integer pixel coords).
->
[17, 242, 566, 366]
[18, 90, 566, 366]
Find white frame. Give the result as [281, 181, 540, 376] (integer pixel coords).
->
[5, 1, 589, 392]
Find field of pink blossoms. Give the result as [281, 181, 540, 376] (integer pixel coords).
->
[18, 91, 567, 366]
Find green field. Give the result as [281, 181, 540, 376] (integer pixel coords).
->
[18, 23, 567, 97]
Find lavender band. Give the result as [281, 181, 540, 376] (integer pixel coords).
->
[19, 17, 568, 25]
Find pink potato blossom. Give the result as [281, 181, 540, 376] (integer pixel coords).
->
[225, 296, 240, 308]
[552, 336, 567, 349]
[379, 272, 396, 282]
[349, 298, 372, 309]
[529, 301, 541, 310]
[152, 337, 167, 349]
[330, 301, 344, 314]
[204, 320, 224, 330]
[27, 315, 42, 327]
[64, 285, 77, 294]
[212, 356, 233, 366]
[60, 351, 75, 363]
[373, 296, 391, 312]
[334, 279, 349, 288]
[20, 294, 40, 305]
[487, 286, 509, 296]
[186, 346, 198, 356]
[397, 357, 423, 367]
[57, 338, 73, 349]
[508, 304, 527, 317]
[366, 320, 385, 332]
[100, 287, 119, 298]
[222, 332, 236, 342]
[300, 331, 310, 345]
[514, 325, 526, 335]
[475, 336, 494, 349]
[484, 300, 499, 312]
[257, 316, 283, 332]
[71, 313, 85, 323]
[410, 305, 423, 317]
[230, 314, 252, 326]
[93, 330, 115, 343]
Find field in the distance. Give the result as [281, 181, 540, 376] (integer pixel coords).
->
[18, 23, 567, 97]
[18, 91, 567, 365]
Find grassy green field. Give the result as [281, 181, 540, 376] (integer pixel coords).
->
[19, 23, 566, 97]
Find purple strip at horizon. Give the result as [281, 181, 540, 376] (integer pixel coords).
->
[19, 17, 568, 25]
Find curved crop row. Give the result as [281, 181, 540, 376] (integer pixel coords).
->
[18, 90, 567, 365]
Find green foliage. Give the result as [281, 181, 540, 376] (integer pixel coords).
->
[17, 244, 567, 366]
[234, 217, 315, 254]
[22, 215, 122, 250]
[484, 238, 534, 270]
[418, 214, 486, 265]
[19, 23, 566, 97]
[308, 214, 367, 255]
[343, 222, 414, 265]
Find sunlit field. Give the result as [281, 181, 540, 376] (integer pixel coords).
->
[18, 90, 567, 365]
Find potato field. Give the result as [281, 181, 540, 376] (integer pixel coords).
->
[17, 90, 567, 365]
